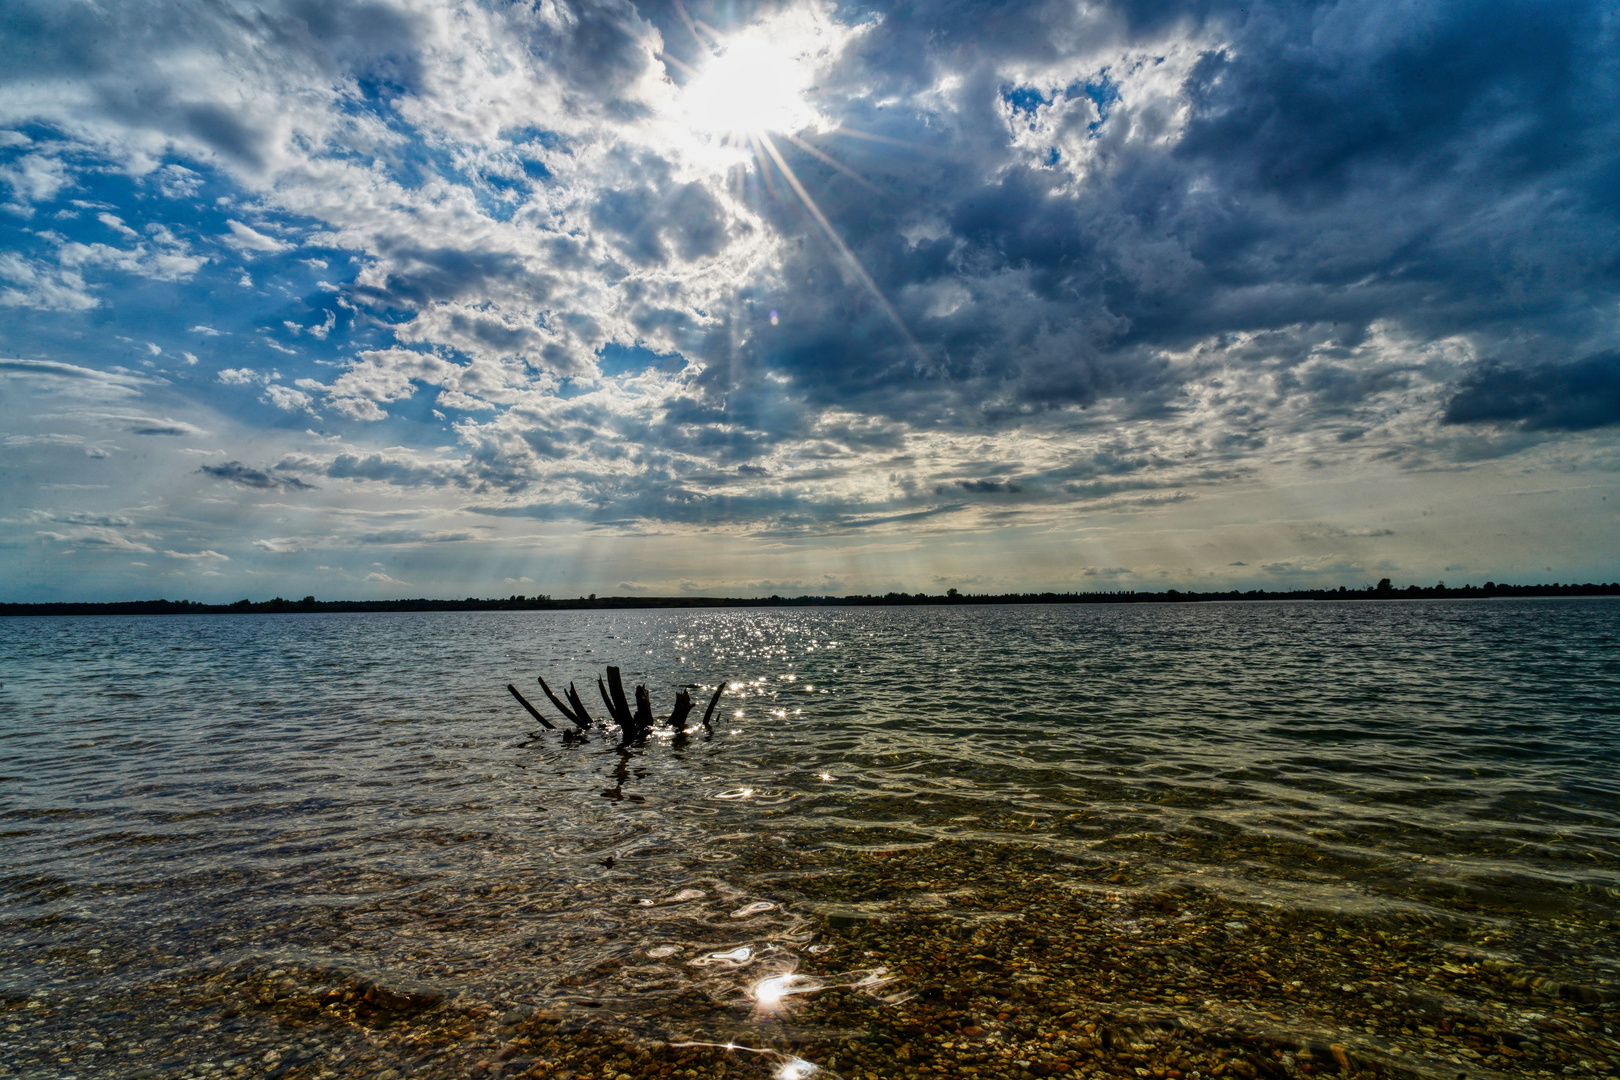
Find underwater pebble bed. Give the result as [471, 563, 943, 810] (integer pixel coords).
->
[4, 835, 1616, 1080]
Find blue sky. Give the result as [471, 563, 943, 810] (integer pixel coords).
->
[2, 0, 1618, 602]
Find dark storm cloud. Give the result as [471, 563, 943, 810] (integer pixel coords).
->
[508, 0, 659, 119]
[1175, 0, 1591, 201]
[648, 0, 1620, 451]
[591, 178, 730, 266]
[1444, 352, 1620, 432]
[199, 461, 315, 490]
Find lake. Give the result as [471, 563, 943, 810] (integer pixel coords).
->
[2, 601, 1617, 1079]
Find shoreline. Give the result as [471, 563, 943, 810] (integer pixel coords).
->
[4, 582, 1619, 616]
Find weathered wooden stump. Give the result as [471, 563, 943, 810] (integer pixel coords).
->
[669, 690, 694, 732]
[510, 666, 731, 746]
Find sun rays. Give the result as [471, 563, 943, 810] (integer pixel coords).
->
[658, 6, 926, 363]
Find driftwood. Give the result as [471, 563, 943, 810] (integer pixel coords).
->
[701, 681, 726, 729]
[669, 690, 693, 732]
[507, 684, 556, 729]
[605, 666, 635, 729]
[631, 685, 654, 741]
[509, 666, 731, 744]
[565, 682, 594, 727]
[536, 675, 587, 730]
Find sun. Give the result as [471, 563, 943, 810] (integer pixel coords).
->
[681, 32, 820, 137]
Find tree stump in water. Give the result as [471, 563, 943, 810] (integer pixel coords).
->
[509, 667, 733, 744]
[605, 666, 634, 729]
[669, 690, 694, 732]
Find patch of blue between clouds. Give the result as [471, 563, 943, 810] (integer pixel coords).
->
[0, 135, 376, 431]
[1074, 73, 1120, 134]
[596, 341, 688, 377]
[1000, 72, 1117, 152]
[1003, 84, 1051, 128]
[331, 86, 557, 219]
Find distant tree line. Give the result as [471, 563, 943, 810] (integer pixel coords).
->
[3, 579, 1618, 616]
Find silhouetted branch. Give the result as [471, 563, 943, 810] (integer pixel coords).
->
[631, 684, 654, 740]
[700, 682, 726, 730]
[507, 684, 556, 729]
[519, 668, 731, 741]
[597, 677, 620, 727]
[536, 674, 585, 729]
[606, 666, 635, 729]
[566, 682, 595, 727]
[669, 689, 693, 732]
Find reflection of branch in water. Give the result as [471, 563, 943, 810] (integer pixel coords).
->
[600, 747, 642, 801]
[668, 1041, 825, 1080]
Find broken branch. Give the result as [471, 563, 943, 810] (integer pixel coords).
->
[606, 666, 635, 729]
[566, 682, 595, 727]
[507, 684, 556, 729]
[700, 682, 727, 730]
[536, 674, 585, 728]
[669, 689, 694, 732]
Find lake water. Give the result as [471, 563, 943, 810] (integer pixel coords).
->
[2, 601, 1617, 1080]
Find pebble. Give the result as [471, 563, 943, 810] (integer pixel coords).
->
[3, 837, 1615, 1080]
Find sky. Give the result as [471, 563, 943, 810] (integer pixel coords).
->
[2, 0, 1618, 602]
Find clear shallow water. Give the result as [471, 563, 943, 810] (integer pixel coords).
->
[1, 600, 1618, 1074]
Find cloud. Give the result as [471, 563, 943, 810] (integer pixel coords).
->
[1444, 352, 1620, 432]
[163, 548, 228, 560]
[0, 0, 1617, 594]
[198, 461, 315, 491]
[102, 414, 204, 436]
[0, 151, 70, 207]
[217, 367, 318, 414]
[37, 523, 155, 553]
[56, 238, 208, 283]
[0, 358, 149, 395]
[0, 253, 96, 310]
[324, 452, 461, 488]
[97, 212, 138, 239]
[27, 509, 134, 528]
[262, 383, 316, 414]
[355, 529, 473, 544]
[224, 220, 293, 253]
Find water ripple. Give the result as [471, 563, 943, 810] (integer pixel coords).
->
[1, 600, 1616, 1021]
